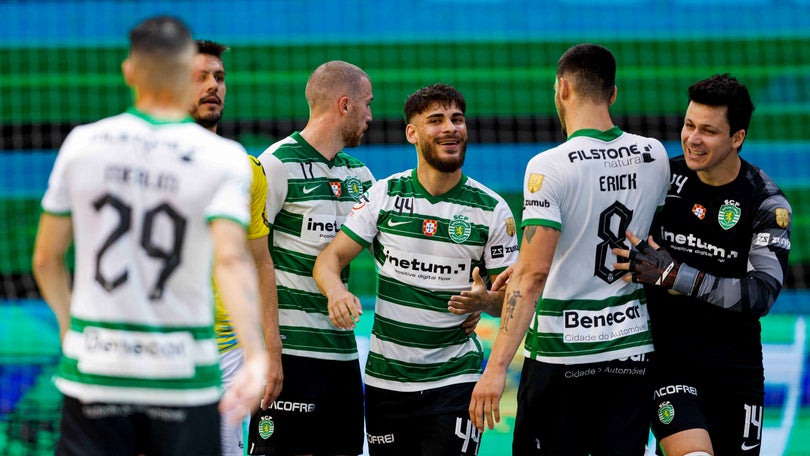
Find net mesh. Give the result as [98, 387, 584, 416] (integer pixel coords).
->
[1, 1, 808, 454]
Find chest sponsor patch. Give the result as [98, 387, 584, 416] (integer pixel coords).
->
[76, 327, 195, 378]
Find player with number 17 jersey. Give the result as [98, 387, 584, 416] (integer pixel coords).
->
[522, 127, 669, 364]
[40, 109, 252, 406]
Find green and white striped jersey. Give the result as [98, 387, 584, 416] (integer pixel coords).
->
[258, 132, 374, 361]
[342, 169, 518, 392]
[41, 109, 252, 406]
[521, 127, 670, 364]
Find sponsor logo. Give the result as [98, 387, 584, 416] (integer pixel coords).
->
[653, 384, 698, 399]
[351, 193, 370, 210]
[692, 204, 706, 220]
[258, 415, 275, 439]
[368, 433, 395, 444]
[755, 233, 770, 246]
[382, 248, 468, 283]
[330, 181, 342, 197]
[302, 184, 319, 194]
[718, 199, 741, 230]
[660, 229, 739, 260]
[345, 176, 363, 200]
[268, 401, 316, 412]
[306, 217, 340, 234]
[491, 245, 504, 258]
[657, 401, 675, 425]
[741, 442, 761, 451]
[505, 217, 516, 237]
[423, 219, 438, 236]
[775, 207, 789, 228]
[528, 173, 544, 193]
[449, 215, 472, 243]
[564, 304, 643, 329]
[524, 199, 550, 209]
[386, 219, 410, 228]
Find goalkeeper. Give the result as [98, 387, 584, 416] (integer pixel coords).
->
[613, 74, 791, 456]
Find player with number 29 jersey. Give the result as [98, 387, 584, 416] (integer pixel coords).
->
[522, 127, 669, 364]
[40, 109, 252, 406]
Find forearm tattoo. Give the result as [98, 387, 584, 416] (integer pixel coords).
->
[501, 290, 521, 331]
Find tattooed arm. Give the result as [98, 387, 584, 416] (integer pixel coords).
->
[469, 224, 560, 432]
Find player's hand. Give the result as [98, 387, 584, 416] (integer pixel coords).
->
[448, 267, 490, 315]
[220, 352, 269, 425]
[326, 286, 363, 330]
[469, 367, 506, 432]
[461, 311, 482, 335]
[612, 231, 679, 288]
[261, 349, 283, 407]
[491, 265, 513, 291]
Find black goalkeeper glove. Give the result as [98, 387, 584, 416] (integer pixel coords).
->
[629, 240, 705, 295]
[629, 240, 679, 288]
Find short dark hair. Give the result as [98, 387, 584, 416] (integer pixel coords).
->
[196, 40, 229, 58]
[129, 16, 192, 56]
[557, 43, 616, 104]
[688, 73, 755, 136]
[404, 83, 466, 122]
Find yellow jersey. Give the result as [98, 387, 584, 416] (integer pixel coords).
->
[213, 155, 270, 353]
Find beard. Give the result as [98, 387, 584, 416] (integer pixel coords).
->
[420, 137, 466, 173]
[341, 122, 366, 148]
[193, 107, 222, 130]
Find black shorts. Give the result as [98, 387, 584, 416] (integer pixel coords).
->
[650, 367, 764, 455]
[513, 355, 651, 456]
[247, 354, 364, 455]
[365, 383, 480, 456]
[56, 394, 221, 456]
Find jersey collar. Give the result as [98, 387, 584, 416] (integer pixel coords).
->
[567, 126, 623, 141]
[126, 107, 195, 125]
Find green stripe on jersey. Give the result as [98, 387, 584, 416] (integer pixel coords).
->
[365, 350, 482, 384]
[377, 275, 453, 312]
[279, 325, 358, 354]
[272, 210, 305, 238]
[372, 313, 471, 349]
[525, 326, 653, 359]
[70, 317, 214, 340]
[57, 357, 220, 389]
[277, 285, 329, 314]
[376, 210, 488, 246]
[271, 244, 316, 276]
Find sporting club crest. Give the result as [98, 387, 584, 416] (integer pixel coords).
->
[718, 200, 741, 230]
[345, 176, 363, 200]
[657, 402, 674, 425]
[258, 414, 275, 439]
[449, 214, 472, 243]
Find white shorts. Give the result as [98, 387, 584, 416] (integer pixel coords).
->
[220, 347, 248, 456]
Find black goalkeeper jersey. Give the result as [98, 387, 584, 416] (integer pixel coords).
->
[646, 156, 791, 375]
